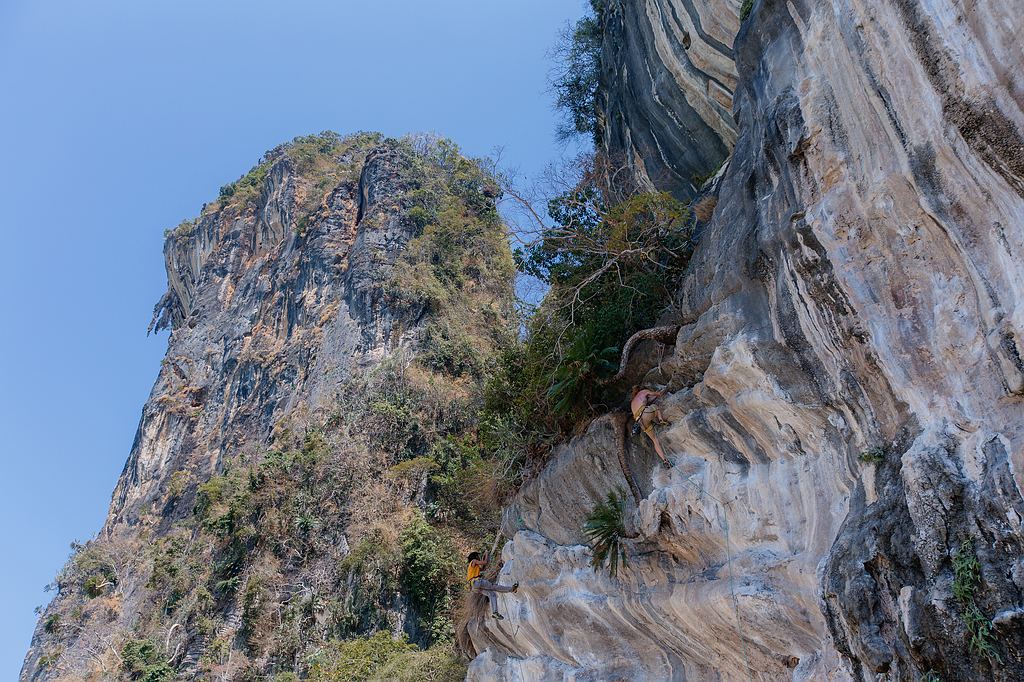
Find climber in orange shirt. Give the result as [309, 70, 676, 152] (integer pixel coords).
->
[467, 552, 518, 620]
[631, 385, 670, 465]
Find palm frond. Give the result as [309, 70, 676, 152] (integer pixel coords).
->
[583, 489, 629, 577]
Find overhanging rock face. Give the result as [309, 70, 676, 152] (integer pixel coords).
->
[471, 0, 1024, 679]
[598, 0, 741, 198]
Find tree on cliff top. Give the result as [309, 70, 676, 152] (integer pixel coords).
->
[549, 1, 606, 143]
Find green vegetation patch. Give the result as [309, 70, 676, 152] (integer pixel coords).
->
[481, 162, 692, 481]
[858, 447, 886, 464]
[550, 1, 607, 142]
[399, 514, 461, 642]
[584, 489, 631, 577]
[952, 539, 1001, 663]
[121, 639, 174, 682]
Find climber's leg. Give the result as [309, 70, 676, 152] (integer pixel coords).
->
[474, 577, 515, 594]
[483, 588, 498, 613]
[471, 579, 496, 612]
[642, 419, 669, 464]
[472, 577, 518, 618]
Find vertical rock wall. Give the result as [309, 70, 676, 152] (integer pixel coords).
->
[110, 141, 417, 531]
[471, 0, 1024, 679]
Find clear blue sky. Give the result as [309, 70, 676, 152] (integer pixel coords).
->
[0, 0, 585, 674]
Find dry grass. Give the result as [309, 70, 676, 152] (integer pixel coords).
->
[693, 195, 718, 223]
[454, 589, 490, 659]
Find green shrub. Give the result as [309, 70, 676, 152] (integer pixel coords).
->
[164, 218, 197, 239]
[400, 514, 460, 642]
[64, 541, 119, 598]
[858, 447, 885, 464]
[288, 131, 346, 173]
[952, 539, 1000, 662]
[214, 575, 241, 596]
[140, 664, 175, 682]
[388, 456, 439, 482]
[584, 490, 630, 577]
[488, 181, 691, 470]
[83, 573, 112, 598]
[421, 320, 484, 377]
[167, 470, 191, 500]
[147, 534, 197, 614]
[740, 0, 753, 20]
[224, 160, 271, 207]
[300, 431, 331, 463]
[121, 639, 173, 681]
[372, 642, 466, 681]
[338, 529, 402, 636]
[408, 205, 432, 228]
[193, 474, 234, 518]
[550, 1, 606, 142]
[388, 192, 512, 313]
[365, 394, 418, 458]
[425, 436, 490, 525]
[480, 333, 561, 475]
[38, 650, 62, 669]
[307, 632, 416, 681]
[546, 342, 618, 415]
[43, 613, 60, 634]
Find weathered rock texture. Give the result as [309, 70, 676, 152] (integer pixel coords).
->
[115, 138, 414, 529]
[470, 0, 1024, 679]
[598, 0, 741, 197]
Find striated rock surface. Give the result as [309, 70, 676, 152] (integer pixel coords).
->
[471, 0, 1024, 680]
[598, 0, 741, 197]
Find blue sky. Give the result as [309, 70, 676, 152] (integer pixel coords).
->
[0, 0, 585, 673]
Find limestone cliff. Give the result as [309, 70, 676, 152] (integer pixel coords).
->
[21, 0, 1024, 678]
[469, 0, 1024, 680]
[22, 132, 514, 680]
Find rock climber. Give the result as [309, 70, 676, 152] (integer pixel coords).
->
[631, 385, 670, 465]
[467, 551, 518, 620]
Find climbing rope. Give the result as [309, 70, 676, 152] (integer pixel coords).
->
[675, 474, 757, 682]
[717, 500, 756, 682]
[487, 531, 502, 565]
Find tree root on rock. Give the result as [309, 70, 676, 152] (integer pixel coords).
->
[601, 325, 680, 385]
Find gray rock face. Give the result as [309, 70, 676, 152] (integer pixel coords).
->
[598, 0, 740, 198]
[111, 142, 419, 531]
[470, 0, 1024, 679]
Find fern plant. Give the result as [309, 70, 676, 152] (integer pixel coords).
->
[583, 490, 631, 577]
[546, 344, 618, 415]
